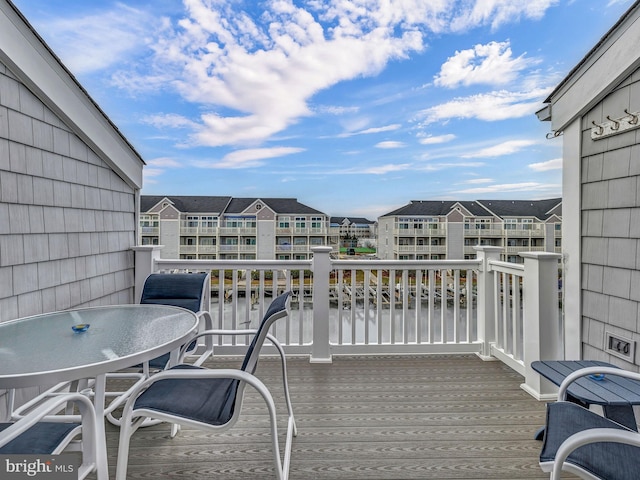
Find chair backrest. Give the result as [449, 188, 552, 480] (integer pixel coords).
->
[240, 291, 291, 374]
[140, 273, 210, 313]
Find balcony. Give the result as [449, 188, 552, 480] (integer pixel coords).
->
[464, 227, 504, 237]
[140, 226, 159, 235]
[395, 245, 447, 255]
[395, 227, 447, 236]
[101, 353, 548, 479]
[219, 227, 257, 235]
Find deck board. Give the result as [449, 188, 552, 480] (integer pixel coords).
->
[99, 354, 571, 479]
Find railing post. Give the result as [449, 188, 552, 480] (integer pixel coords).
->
[474, 246, 502, 360]
[311, 246, 333, 363]
[520, 251, 563, 400]
[132, 245, 163, 303]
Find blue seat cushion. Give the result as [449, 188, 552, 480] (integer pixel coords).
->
[134, 365, 240, 426]
[541, 402, 640, 480]
[140, 273, 207, 313]
[0, 422, 79, 454]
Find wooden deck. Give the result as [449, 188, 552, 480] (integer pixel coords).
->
[101, 354, 559, 479]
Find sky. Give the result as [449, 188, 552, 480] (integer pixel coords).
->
[10, 0, 636, 219]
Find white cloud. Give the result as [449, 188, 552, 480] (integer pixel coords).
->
[529, 158, 562, 171]
[462, 178, 494, 184]
[375, 141, 406, 149]
[194, 146, 305, 169]
[434, 41, 536, 88]
[450, 0, 558, 32]
[338, 124, 402, 138]
[417, 88, 550, 124]
[418, 134, 456, 145]
[456, 182, 560, 194]
[418, 161, 485, 171]
[143, 114, 199, 130]
[462, 139, 537, 158]
[360, 164, 412, 174]
[106, 1, 556, 147]
[34, 5, 155, 75]
[146, 157, 183, 168]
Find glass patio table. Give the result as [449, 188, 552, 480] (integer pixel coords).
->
[0, 304, 199, 479]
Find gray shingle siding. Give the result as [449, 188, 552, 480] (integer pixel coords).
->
[580, 64, 640, 362]
[0, 61, 136, 322]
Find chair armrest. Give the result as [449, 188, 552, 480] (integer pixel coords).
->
[551, 427, 640, 480]
[0, 393, 96, 448]
[194, 310, 213, 331]
[558, 367, 640, 401]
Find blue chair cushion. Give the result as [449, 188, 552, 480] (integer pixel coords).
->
[0, 422, 79, 454]
[139, 273, 207, 368]
[140, 273, 207, 313]
[541, 402, 640, 480]
[133, 365, 240, 426]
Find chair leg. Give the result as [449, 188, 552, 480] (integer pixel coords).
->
[115, 414, 135, 480]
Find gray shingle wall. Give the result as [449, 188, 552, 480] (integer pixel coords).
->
[0, 61, 135, 323]
[580, 67, 640, 367]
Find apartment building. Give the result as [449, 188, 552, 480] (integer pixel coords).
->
[329, 217, 377, 246]
[377, 198, 562, 262]
[140, 195, 334, 260]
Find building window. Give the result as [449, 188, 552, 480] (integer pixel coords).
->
[201, 216, 217, 228]
[279, 217, 290, 228]
[295, 217, 306, 228]
[140, 214, 158, 227]
[311, 217, 322, 228]
[186, 216, 199, 228]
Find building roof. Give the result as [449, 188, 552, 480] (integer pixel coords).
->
[477, 198, 562, 220]
[141, 195, 232, 213]
[140, 195, 326, 216]
[380, 198, 562, 220]
[381, 200, 491, 218]
[260, 198, 325, 215]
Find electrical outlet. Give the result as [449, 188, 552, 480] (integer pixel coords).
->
[604, 331, 635, 362]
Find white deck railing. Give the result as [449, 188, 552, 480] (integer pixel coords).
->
[133, 245, 562, 399]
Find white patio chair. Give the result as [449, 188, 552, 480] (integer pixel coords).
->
[539, 366, 640, 479]
[104, 272, 213, 425]
[115, 291, 297, 480]
[0, 392, 105, 480]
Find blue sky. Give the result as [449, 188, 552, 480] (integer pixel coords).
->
[11, 0, 635, 218]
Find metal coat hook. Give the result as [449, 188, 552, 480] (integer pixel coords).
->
[591, 121, 604, 136]
[546, 130, 563, 139]
[625, 109, 638, 125]
[606, 115, 620, 130]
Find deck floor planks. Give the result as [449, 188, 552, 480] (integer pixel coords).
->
[97, 354, 577, 479]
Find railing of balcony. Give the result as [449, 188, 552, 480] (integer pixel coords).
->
[394, 227, 447, 236]
[396, 245, 447, 254]
[132, 246, 562, 399]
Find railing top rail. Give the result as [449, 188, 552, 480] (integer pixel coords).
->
[489, 259, 525, 275]
[155, 259, 313, 270]
[330, 259, 481, 269]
